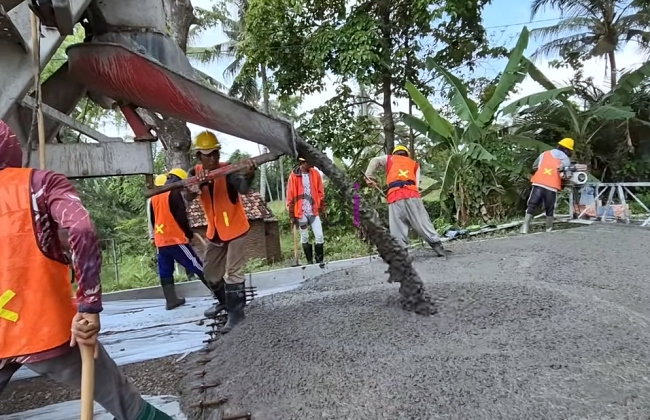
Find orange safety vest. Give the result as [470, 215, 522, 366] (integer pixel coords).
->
[196, 164, 250, 242]
[151, 191, 189, 247]
[0, 168, 76, 359]
[385, 155, 421, 204]
[286, 169, 324, 219]
[530, 151, 562, 191]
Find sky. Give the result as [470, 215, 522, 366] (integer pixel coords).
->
[102, 0, 646, 159]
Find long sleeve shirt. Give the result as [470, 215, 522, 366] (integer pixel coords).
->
[365, 156, 421, 188]
[0, 170, 103, 368]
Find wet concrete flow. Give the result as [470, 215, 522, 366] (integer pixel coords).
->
[183, 224, 650, 419]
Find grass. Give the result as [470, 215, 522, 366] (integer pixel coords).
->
[99, 201, 374, 293]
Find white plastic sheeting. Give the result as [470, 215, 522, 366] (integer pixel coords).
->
[0, 395, 186, 420]
[12, 283, 300, 383]
[11, 297, 213, 382]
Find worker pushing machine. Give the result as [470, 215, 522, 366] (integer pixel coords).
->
[521, 137, 574, 234]
[150, 167, 208, 310]
[365, 145, 447, 257]
[286, 157, 327, 267]
[186, 131, 257, 333]
[0, 122, 173, 419]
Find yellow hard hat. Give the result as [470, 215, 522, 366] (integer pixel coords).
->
[392, 145, 410, 155]
[154, 174, 167, 187]
[193, 131, 221, 153]
[558, 137, 574, 151]
[168, 168, 188, 180]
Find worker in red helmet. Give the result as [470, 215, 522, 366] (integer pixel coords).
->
[365, 145, 447, 257]
[0, 121, 173, 420]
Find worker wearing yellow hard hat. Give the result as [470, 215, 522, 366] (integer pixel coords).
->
[521, 137, 575, 234]
[364, 145, 448, 258]
[154, 173, 168, 187]
[149, 166, 209, 310]
[186, 129, 258, 333]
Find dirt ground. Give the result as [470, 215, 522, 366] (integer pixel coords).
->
[0, 355, 190, 415]
[180, 223, 650, 420]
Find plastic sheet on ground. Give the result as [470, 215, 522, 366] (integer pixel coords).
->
[11, 283, 297, 383]
[0, 395, 185, 420]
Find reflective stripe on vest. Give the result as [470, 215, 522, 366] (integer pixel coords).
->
[0, 168, 75, 358]
[151, 191, 189, 247]
[385, 155, 420, 204]
[195, 164, 250, 242]
[530, 151, 562, 190]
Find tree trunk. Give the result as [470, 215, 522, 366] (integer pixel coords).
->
[259, 63, 270, 200]
[152, 0, 196, 171]
[378, 0, 395, 154]
[608, 51, 617, 89]
[408, 98, 415, 158]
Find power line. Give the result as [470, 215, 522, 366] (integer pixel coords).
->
[48, 16, 564, 63]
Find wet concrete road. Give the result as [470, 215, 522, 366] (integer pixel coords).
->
[183, 224, 650, 420]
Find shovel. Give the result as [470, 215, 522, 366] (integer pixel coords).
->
[79, 328, 96, 420]
[290, 224, 300, 267]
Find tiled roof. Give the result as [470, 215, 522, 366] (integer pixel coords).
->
[187, 191, 275, 228]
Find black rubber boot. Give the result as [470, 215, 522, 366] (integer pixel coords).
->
[314, 243, 325, 268]
[219, 283, 246, 334]
[430, 241, 447, 258]
[203, 278, 227, 318]
[160, 278, 185, 310]
[302, 243, 314, 264]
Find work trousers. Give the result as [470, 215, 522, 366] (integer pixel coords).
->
[388, 197, 441, 248]
[298, 215, 324, 244]
[0, 343, 149, 420]
[157, 243, 204, 279]
[526, 185, 558, 216]
[203, 234, 248, 285]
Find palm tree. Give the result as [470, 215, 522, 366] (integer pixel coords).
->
[186, 0, 260, 103]
[530, 0, 649, 88]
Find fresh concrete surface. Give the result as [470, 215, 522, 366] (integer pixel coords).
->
[183, 223, 650, 420]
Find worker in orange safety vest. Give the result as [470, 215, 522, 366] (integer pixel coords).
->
[150, 168, 209, 310]
[0, 121, 174, 419]
[185, 131, 257, 334]
[521, 137, 574, 234]
[365, 145, 447, 257]
[286, 157, 326, 267]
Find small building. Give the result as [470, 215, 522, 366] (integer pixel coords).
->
[187, 191, 282, 264]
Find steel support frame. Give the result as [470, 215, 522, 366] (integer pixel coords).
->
[567, 182, 650, 227]
[0, 0, 93, 121]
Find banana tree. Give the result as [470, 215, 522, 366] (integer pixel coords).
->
[402, 26, 566, 224]
[506, 58, 650, 166]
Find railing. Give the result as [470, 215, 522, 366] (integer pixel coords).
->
[567, 183, 650, 226]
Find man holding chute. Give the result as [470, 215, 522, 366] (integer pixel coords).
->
[365, 145, 447, 257]
[186, 131, 257, 333]
[149, 168, 209, 310]
[521, 137, 574, 234]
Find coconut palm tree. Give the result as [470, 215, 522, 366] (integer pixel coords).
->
[186, 0, 260, 103]
[530, 0, 649, 88]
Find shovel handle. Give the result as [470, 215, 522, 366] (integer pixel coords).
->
[79, 344, 95, 420]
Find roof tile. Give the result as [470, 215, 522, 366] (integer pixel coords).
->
[187, 190, 275, 228]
